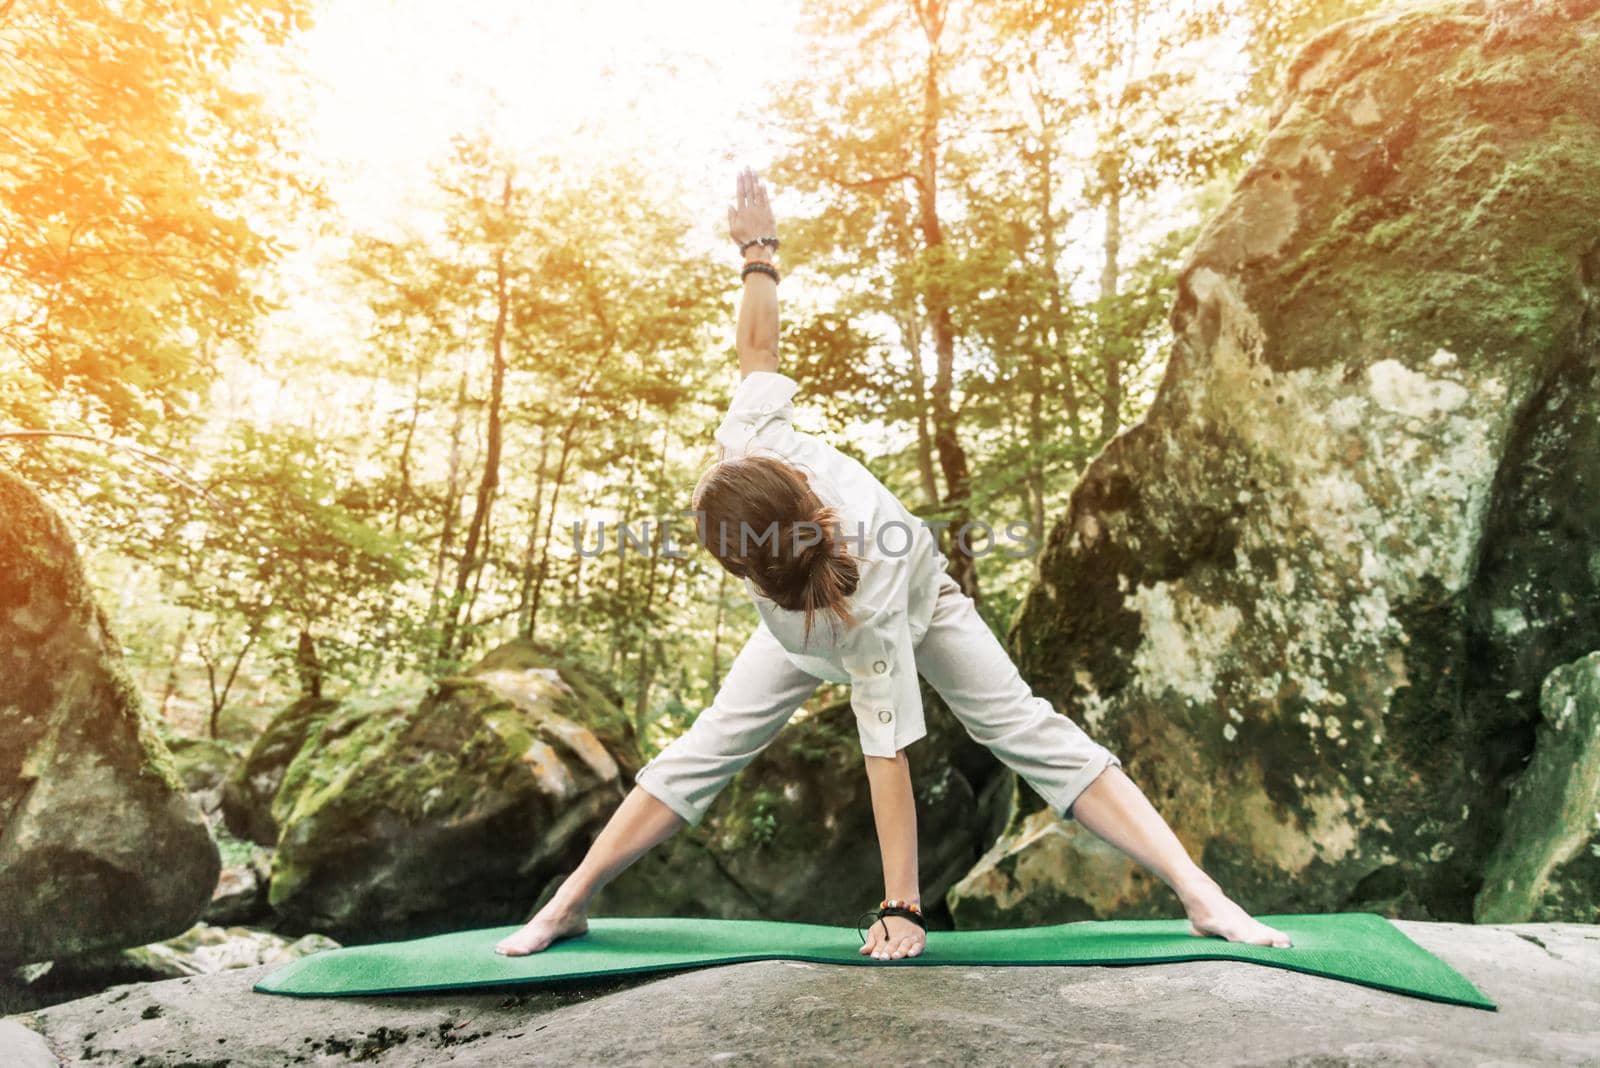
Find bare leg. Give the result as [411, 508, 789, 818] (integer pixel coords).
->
[493, 786, 686, 956]
[1069, 765, 1292, 948]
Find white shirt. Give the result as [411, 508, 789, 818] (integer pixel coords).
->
[712, 370, 947, 757]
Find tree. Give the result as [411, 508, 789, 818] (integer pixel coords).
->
[0, 0, 314, 435]
[770, 0, 992, 599]
[138, 424, 411, 737]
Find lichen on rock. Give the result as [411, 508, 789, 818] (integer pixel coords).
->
[993, 0, 1600, 925]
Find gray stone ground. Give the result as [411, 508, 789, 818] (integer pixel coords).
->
[3, 921, 1598, 1066]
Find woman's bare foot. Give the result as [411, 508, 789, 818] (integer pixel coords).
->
[493, 897, 589, 956]
[859, 914, 926, 961]
[1180, 872, 1293, 948]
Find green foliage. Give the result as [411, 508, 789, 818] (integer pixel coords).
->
[2, 0, 1388, 750]
[0, 0, 315, 433]
[748, 788, 782, 847]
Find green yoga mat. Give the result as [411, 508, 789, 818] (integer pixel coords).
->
[253, 911, 1494, 1011]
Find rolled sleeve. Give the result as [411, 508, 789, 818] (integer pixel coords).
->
[844, 609, 926, 758]
[714, 371, 802, 458]
[633, 755, 706, 827]
[1059, 747, 1122, 822]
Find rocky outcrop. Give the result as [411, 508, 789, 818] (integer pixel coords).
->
[3, 923, 337, 1017]
[1477, 652, 1600, 922]
[264, 641, 641, 943]
[114, 923, 336, 981]
[0, 468, 219, 965]
[948, 807, 1150, 927]
[591, 695, 1007, 926]
[5, 921, 1596, 1066]
[999, 0, 1600, 924]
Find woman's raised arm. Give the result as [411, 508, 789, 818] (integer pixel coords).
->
[727, 167, 780, 378]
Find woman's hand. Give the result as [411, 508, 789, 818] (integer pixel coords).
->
[727, 166, 776, 251]
[860, 913, 926, 961]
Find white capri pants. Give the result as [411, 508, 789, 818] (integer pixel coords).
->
[634, 571, 1122, 827]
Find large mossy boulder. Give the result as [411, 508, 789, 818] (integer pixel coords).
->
[993, 0, 1600, 925]
[591, 693, 1008, 926]
[264, 640, 639, 942]
[220, 695, 340, 846]
[0, 468, 219, 964]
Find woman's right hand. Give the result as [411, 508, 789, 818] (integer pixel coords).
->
[727, 166, 777, 251]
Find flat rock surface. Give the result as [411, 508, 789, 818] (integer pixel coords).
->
[4, 921, 1598, 1066]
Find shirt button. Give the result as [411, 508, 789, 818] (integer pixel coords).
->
[873, 659, 888, 675]
[877, 708, 893, 723]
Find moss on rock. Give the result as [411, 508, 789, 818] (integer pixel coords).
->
[0, 468, 218, 963]
[263, 642, 636, 943]
[220, 695, 342, 846]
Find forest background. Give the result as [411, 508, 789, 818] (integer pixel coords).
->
[1, 0, 1377, 752]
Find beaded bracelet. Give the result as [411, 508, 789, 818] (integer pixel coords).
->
[857, 897, 926, 945]
[738, 235, 780, 256]
[741, 261, 779, 284]
[880, 898, 922, 915]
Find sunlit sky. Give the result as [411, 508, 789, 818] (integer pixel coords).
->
[290, 0, 803, 233]
[224, 1, 814, 427]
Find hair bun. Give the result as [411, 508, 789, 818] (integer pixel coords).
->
[799, 506, 841, 564]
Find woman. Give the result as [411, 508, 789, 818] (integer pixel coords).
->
[494, 169, 1292, 961]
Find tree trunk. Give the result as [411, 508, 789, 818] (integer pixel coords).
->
[1035, 110, 1081, 457]
[527, 329, 618, 637]
[899, 309, 942, 509]
[1098, 170, 1123, 444]
[517, 426, 551, 638]
[528, 425, 578, 640]
[912, 0, 980, 601]
[429, 359, 471, 626]
[392, 360, 425, 533]
[295, 627, 322, 700]
[204, 617, 260, 740]
[439, 172, 514, 661]
[1025, 321, 1047, 543]
[157, 614, 192, 719]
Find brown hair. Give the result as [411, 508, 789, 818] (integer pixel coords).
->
[692, 454, 860, 647]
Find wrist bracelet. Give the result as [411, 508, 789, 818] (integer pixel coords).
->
[741, 261, 779, 284]
[738, 235, 780, 256]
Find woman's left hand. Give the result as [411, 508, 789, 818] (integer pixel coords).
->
[860, 914, 926, 961]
